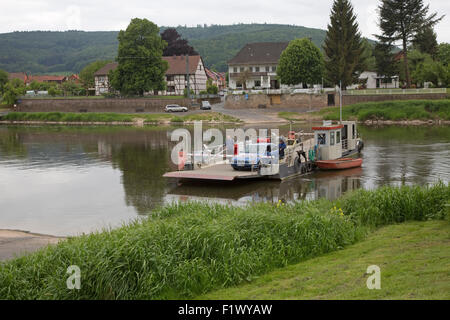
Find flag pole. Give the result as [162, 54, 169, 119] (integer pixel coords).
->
[339, 80, 342, 124]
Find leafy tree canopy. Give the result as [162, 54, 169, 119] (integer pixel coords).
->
[437, 43, 450, 66]
[161, 28, 198, 56]
[110, 18, 168, 96]
[0, 69, 8, 94]
[377, 0, 444, 87]
[278, 38, 324, 86]
[412, 26, 438, 59]
[374, 41, 399, 79]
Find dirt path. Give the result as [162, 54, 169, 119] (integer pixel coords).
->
[0, 230, 63, 261]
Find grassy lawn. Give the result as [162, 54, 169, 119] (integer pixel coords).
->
[279, 99, 450, 122]
[0, 111, 240, 123]
[0, 184, 447, 300]
[200, 219, 450, 300]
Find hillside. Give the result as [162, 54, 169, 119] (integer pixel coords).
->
[0, 24, 329, 74]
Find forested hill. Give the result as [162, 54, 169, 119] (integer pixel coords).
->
[0, 24, 328, 74]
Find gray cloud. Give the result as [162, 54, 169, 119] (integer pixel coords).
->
[0, 0, 448, 42]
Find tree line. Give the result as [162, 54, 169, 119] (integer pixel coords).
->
[277, 0, 448, 89]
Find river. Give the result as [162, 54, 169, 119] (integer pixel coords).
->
[0, 124, 449, 236]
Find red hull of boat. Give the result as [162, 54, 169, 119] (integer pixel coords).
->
[315, 158, 363, 170]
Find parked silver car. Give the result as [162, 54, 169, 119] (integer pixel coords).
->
[165, 104, 188, 112]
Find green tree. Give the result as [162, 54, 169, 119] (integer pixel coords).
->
[206, 79, 219, 94]
[437, 43, 450, 66]
[412, 26, 438, 59]
[374, 41, 399, 87]
[237, 69, 251, 90]
[0, 69, 8, 94]
[79, 60, 111, 95]
[110, 18, 168, 96]
[278, 38, 324, 86]
[377, 0, 444, 87]
[323, 0, 365, 88]
[360, 39, 376, 71]
[2, 83, 21, 105]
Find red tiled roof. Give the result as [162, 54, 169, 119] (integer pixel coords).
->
[8, 72, 28, 82]
[28, 75, 66, 82]
[163, 55, 201, 75]
[94, 62, 119, 76]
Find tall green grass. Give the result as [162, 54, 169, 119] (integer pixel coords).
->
[321, 100, 450, 121]
[0, 183, 448, 300]
[0, 112, 239, 123]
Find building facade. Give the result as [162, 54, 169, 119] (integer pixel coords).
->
[351, 71, 399, 89]
[162, 55, 207, 95]
[205, 68, 227, 91]
[93, 56, 208, 96]
[94, 62, 119, 96]
[227, 42, 289, 90]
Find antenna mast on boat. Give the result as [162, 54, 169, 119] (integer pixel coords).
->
[339, 80, 342, 124]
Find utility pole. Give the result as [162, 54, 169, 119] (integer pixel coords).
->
[185, 54, 190, 99]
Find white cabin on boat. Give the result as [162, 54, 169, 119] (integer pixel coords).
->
[312, 121, 359, 160]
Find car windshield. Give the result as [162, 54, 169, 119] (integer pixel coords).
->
[243, 143, 275, 155]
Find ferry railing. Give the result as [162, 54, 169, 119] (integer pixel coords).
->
[342, 139, 348, 150]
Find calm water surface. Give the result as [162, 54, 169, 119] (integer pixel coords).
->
[0, 124, 449, 236]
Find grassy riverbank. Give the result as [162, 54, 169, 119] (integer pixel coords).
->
[201, 219, 450, 300]
[0, 111, 240, 124]
[0, 183, 448, 300]
[279, 99, 450, 122]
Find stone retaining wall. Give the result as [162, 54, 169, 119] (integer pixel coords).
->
[17, 98, 192, 113]
[225, 92, 447, 110]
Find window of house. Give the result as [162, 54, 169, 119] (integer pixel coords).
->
[240, 67, 245, 72]
[330, 132, 335, 146]
[233, 67, 237, 73]
[272, 66, 277, 72]
[248, 66, 253, 72]
[255, 80, 261, 87]
[184, 75, 188, 81]
[255, 66, 260, 72]
[336, 131, 341, 144]
[265, 66, 270, 72]
[236, 82, 242, 88]
[167, 75, 174, 81]
[168, 86, 175, 92]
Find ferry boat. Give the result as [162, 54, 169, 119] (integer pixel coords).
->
[163, 120, 364, 181]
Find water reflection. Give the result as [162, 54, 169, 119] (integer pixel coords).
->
[0, 124, 449, 236]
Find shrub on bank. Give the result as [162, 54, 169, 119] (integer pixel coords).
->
[0, 183, 448, 300]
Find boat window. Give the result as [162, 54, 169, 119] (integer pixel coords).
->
[336, 131, 341, 144]
[330, 132, 335, 146]
[318, 133, 326, 145]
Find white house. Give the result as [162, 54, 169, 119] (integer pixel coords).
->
[162, 55, 207, 95]
[94, 62, 118, 96]
[227, 42, 290, 90]
[353, 71, 399, 89]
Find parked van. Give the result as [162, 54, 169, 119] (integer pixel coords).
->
[201, 101, 212, 110]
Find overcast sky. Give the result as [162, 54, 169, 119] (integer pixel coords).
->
[1, 0, 449, 42]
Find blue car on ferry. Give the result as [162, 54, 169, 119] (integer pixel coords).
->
[231, 142, 279, 171]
